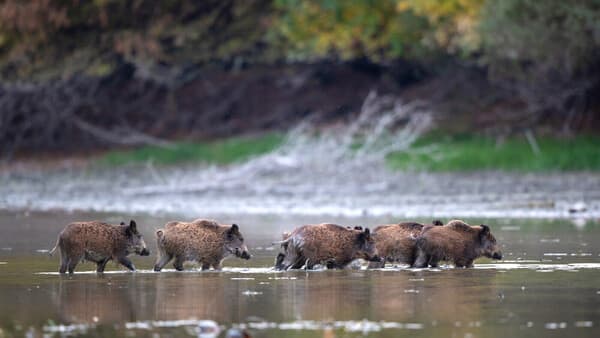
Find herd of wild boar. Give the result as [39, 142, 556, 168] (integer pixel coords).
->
[49, 218, 502, 274]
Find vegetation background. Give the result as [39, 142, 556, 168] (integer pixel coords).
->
[1, 0, 598, 170]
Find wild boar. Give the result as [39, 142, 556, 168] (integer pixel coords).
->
[368, 220, 443, 268]
[413, 219, 503, 268]
[153, 219, 251, 271]
[49, 220, 150, 274]
[274, 223, 380, 270]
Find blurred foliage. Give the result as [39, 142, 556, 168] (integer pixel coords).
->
[99, 133, 284, 166]
[0, 0, 273, 80]
[273, 0, 484, 61]
[479, 0, 600, 85]
[0, 0, 598, 82]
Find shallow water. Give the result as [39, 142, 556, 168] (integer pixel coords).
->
[0, 211, 599, 337]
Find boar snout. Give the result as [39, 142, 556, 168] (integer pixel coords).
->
[240, 250, 251, 260]
[234, 245, 251, 260]
[140, 248, 150, 256]
[492, 252, 502, 260]
[369, 255, 383, 263]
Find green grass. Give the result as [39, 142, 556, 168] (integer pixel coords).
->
[99, 133, 284, 166]
[386, 134, 600, 172]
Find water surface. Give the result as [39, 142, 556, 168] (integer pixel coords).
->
[0, 211, 599, 337]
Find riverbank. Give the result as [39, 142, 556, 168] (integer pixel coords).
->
[2, 160, 599, 219]
[60, 132, 600, 172]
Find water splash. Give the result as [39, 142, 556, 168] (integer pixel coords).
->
[2, 92, 600, 218]
[125, 91, 432, 196]
[35, 263, 600, 275]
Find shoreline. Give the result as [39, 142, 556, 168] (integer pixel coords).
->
[3, 163, 599, 219]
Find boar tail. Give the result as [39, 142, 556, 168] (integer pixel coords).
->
[271, 238, 291, 246]
[48, 238, 60, 257]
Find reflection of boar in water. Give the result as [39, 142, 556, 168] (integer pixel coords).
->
[49, 220, 150, 274]
[274, 223, 380, 270]
[153, 219, 251, 271]
[414, 220, 503, 268]
[367, 220, 443, 269]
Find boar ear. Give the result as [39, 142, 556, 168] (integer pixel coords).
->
[432, 220, 443, 226]
[129, 220, 138, 233]
[156, 230, 163, 238]
[120, 221, 126, 226]
[354, 226, 363, 231]
[364, 228, 371, 239]
[479, 225, 490, 239]
[227, 224, 239, 237]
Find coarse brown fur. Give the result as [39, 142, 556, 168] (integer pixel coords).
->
[153, 219, 250, 271]
[367, 220, 444, 268]
[49, 220, 149, 274]
[367, 222, 424, 268]
[275, 223, 380, 270]
[414, 220, 502, 268]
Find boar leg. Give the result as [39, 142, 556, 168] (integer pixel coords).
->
[201, 263, 211, 271]
[96, 258, 111, 273]
[274, 253, 286, 270]
[211, 262, 222, 271]
[413, 249, 429, 268]
[117, 256, 136, 271]
[67, 256, 81, 274]
[305, 259, 314, 270]
[455, 259, 473, 268]
[59, 249, 68, 274]
[368, 258, 386, 269]
[153, 254, 173, 272]
[282, 253, 306, 270]
[172, 256, 184, 271]
[413, 249, 439, 268]
[59, 260, 68, 274]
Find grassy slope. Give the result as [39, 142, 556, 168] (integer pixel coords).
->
[99, 133, 284, 166]
[386, 134, 600, 171]
[98, 132, 600, 171]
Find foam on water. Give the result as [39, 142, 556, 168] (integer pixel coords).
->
[36, 267, 281, 275]
[40, 318, 596, 336]
[35, 262, 600, 276]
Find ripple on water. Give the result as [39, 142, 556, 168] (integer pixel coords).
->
[34, 263, 600, 275]
[40, 318, 595, 335]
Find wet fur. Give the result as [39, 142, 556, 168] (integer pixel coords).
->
[414, 220, 502, 268]
[276, 223, 378, 270]
[154, 219, 249, 271]
[367, 222, 425, 268]
[52, 220, 148, 274]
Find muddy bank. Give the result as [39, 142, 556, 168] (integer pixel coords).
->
[0, 61, 403, 158]
[2, 162, 599, 219]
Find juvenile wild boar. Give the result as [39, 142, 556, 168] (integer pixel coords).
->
[368, 220, 443, 268]
[153, 219, 251, 271]
[49, 220, 150, 274]
[414, 220, 502, 268]
[275, 223, 380, 270]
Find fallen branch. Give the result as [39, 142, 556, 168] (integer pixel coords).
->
[72, 116, 174, 149]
